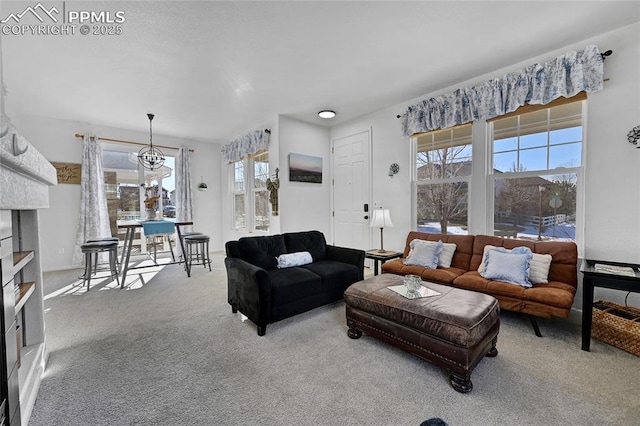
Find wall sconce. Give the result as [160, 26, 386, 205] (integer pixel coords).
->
[198, 176, 208, 191]
[388, 163, 399, 178]
[628, 125, 640, 147]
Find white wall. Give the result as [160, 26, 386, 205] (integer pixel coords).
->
[277, 116, 331, 237]
[330, 22, 640, 307]
[328, 109, 411, 252]
[3, 112, 222, 271]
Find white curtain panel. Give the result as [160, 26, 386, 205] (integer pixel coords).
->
[71, 135, 112, 266]
[400, 45, 605, 136]
[175, 147, 193, 223]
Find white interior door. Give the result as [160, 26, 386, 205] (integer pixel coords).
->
[332, 131, 370, 250]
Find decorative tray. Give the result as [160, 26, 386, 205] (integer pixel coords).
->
[387, 284, 441, 299]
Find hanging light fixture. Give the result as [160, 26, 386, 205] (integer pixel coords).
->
[138, 113, 165, 171]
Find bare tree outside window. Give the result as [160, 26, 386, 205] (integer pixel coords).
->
[415, 124, 472, 234]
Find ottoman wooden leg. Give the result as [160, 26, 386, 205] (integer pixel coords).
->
[347, 327, 362, 339]
[449, 372, 473, 393]
[486, 337, 498, 357]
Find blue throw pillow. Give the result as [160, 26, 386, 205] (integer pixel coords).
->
[480, 247, 533, 287]
[403, 239, 443, 269]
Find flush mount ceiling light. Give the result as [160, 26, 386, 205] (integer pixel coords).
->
[318, 110, 336, 119]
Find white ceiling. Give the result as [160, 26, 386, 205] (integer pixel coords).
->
[2, 1, 639, 144]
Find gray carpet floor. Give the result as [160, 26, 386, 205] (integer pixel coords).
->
[29, 252, 639, 426]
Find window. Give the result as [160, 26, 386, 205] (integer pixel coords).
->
[491, 100, 583, 241]
[252, 151, 270, 231]
[414, 124, 472, 234]
[411, 96, 584, 244]
[232, 160, 246, 230]
[102, 146, 176, 253]
[231, 151, 270, 232]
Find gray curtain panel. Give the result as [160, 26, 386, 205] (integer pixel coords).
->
[72, 135, 111, 265]
[175, 147, 193, 224]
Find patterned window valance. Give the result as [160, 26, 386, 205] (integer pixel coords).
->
[400, 45, 604, 137]
[222, 129, 270, 162]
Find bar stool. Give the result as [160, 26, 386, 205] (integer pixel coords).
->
[184, 234, 211, 276]
[147, 234, 176, 262]
[179, 231, 203, 264]
[86, 237, 120, 271]
[79, 240, 120, 290]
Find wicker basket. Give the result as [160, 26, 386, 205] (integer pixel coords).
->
[592, 300, 640, 357]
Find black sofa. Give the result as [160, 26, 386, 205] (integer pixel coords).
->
[225, 230, 365, 335]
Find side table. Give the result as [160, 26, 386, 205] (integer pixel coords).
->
[579, 259, 640, 351]
[365, 250, 402, 275]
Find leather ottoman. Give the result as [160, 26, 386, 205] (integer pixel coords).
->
[344, 274, 499, 392]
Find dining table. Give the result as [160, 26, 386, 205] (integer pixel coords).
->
[117, 219, 194, 286]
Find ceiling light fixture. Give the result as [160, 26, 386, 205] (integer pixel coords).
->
[318, 110, 336, 119]
[138, 113, 165, 171]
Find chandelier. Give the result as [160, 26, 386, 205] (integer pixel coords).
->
[138, 113, 165, 171]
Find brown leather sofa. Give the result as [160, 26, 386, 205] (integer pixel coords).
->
[381, 231, 578, 336]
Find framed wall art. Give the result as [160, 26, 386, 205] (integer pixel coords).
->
[289, 153, 322, 184]
[51, 162, 81, 184]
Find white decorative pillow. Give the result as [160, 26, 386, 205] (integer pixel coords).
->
[403, 239, 443, 269]
[478, 245, 552, 284]
[438, 242, 457, 268]
[480, 248, 532, 287]
[529, 253, 552, 284]
[276, 251, 313, 269]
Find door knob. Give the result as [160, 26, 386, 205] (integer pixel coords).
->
[364, 215, 369, 220]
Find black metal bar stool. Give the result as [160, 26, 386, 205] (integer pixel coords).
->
[179, 231, 203, 265]
[80, 240, 120, 290]
[184, 234, 211, 276]
[86, 237, 120, 271]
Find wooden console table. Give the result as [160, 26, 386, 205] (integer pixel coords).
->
[580, 259, 640, 351]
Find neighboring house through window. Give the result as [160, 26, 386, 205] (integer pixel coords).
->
[490, 97, 583, 241]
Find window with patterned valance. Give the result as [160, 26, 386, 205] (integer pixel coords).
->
[222, 129, 270, 163]
[400, 45, 605, 137]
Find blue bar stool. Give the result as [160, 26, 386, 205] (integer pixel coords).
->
[184, 234, 211, 276]
[80, 240, 120, 290]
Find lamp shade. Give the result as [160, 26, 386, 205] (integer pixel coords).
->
[370, 209, 393, 228]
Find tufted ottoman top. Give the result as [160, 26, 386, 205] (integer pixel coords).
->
[344, 274, 499, 348]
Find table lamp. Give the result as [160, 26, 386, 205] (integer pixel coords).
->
[370, 208, 393, 252]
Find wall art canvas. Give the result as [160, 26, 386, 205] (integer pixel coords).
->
[289, 153, 322, 183]
[51, 162, 81, 184]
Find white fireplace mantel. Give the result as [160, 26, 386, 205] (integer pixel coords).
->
[0, 115, 57, 209]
